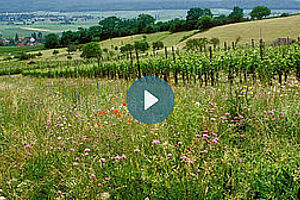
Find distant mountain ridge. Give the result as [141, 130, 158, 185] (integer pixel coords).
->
[2, 0, 300, 13]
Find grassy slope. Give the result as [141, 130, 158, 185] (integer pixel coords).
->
[178, 15, 300, 47]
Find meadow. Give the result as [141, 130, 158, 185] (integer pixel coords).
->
[0, 37, 299, 199]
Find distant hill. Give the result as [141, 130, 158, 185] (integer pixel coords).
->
[2, 0, 300, 13]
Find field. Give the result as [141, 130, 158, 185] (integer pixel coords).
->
[181, 15, 300, 47]
[0, 34, 299, 199]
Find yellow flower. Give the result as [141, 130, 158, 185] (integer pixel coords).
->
[154, 132, 159, 136]
[241, 89, 246, 93]
[248, 87, 252, 90]
[258, 84, 262, 87]
[249, 91, 253, 95]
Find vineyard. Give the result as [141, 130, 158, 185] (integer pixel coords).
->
[0, 40, 299, 199]
[1, 43, 299, 86]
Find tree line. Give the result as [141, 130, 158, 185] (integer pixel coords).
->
[45, 6, 272, 49]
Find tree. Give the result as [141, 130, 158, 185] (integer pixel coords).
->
[120, 44, 134, 54]
[186, 8, 204, 29]
[45, 34, 60, 49]
[152, 41, 164, 50]
[137, 14, 155, 33]
[250, 6, 271, 20]
[15, 33, 19, 43]
[198, 15, 214, 30]
[134, 41, 150, 52]
[32, 32, 37, 39]
[229, 7, 244, 22]
[81, 42, 102, 67]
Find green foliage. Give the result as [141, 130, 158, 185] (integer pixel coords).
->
[120, 44, 134, 54]
[81, 42, 102, 60]
[198, 15, 215, 30]
[152, 41, 164, 50]
[134, 41, 150, 52]
[228, 7, 244, 22]
[52, 50, 59, 56]
[185, 38, 209, 51]
[45, 34, 60, 49]
[250, 6, 271, 20]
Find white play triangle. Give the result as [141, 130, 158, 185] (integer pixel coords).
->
[144, 90, 159, 111]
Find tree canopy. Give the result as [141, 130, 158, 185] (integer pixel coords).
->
[250, 6, 271, 20]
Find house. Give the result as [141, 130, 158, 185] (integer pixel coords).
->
[17, 37, 42, 47]
[0, 38, 10, 46]
[271, 38, 296, 46]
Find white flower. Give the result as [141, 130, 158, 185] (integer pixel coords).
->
[0, 196, 6, 200]
[101, 192, 110, 200]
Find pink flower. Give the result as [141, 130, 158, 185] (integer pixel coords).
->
[121, 154, 127, 159]
[152, 140, 160, 144]
[26, 152, 32, 156]
[70, 148, 75, 152]
[202, 134, 210, 138]
[75, 157, 80, 161]
[25, 144, 31, 149]
[238, 158, 243, 163]
[265, 118, 269, 121]
[224, 146, 227, 150]
[209, 102, 215, 106]
[201, 150, 208, 154]
[134, 149, 140, 152]
[210, 118, 216, 121]
[58, 190, 62, 195]
[211, 132, 218, 137]
[181, 156, 187, 160]
[84, 148, 90, 153]
[105, 177, 111, 181]
[101, 158, 106, 163]
[84, 153, 89, 156]
[195, 134, 201, 138]
[177, 141, 183, 145]
[220, 116, 227, 120]
[115, 155, 122, 160]
[225, 112, 231, 116]
[91, 174, 96, 178]
[73, 162, 79, 166]
[167, 153, 172, 157]
[203, 130, 209, 133]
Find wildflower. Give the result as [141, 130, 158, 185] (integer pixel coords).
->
[134, 149, 140, 153]
[101, 192, 110, 200]
[152, 140, 160, 144]
[238, 158, 243, 163]
[195, 134, 201, 138]
[220, 116, 227, 120]
[75, 157, 80, 161]
[84, 148, 90, 153]
[203, 130, 209, 133]
[70, 148, 75, 152]
[24, 144, 31, 149]
[73, 162, 79, 166]
[101, 158, 106, 163]
[201, 150, 208, 153]
[84, 153, 89, 156]
[225, 112, 231, 116]
[211, 132, 218, 137]
[127, 120, 131, 123]
[58, 190, 62, 195]
[181, 156, 187, 160]
[115, 155, 122, 161]
[105, 177, 111, 181]
[117, 113, 121, 118]
[209, 102, 215, 106]
[26, 152, 32, 156]
[202, 134, 210, 138]
[177, 141, 183, 145]
[167, 153, 172, 157]
[91, 174, 96, 178]
[210, 118, 216, 121]
[224, 146, 227, 150]
[121, 154, 127, 159]
[97, 123, 102, 128]
[94, 95, 97, 99]
[122, 103, 127, 106]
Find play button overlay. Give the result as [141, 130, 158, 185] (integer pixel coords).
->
[127, 76, 175, 124]
[144, 90, 159, 111]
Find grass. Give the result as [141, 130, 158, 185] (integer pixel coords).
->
[0, 74, 299, 199]
[179, 15, 300, 47]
